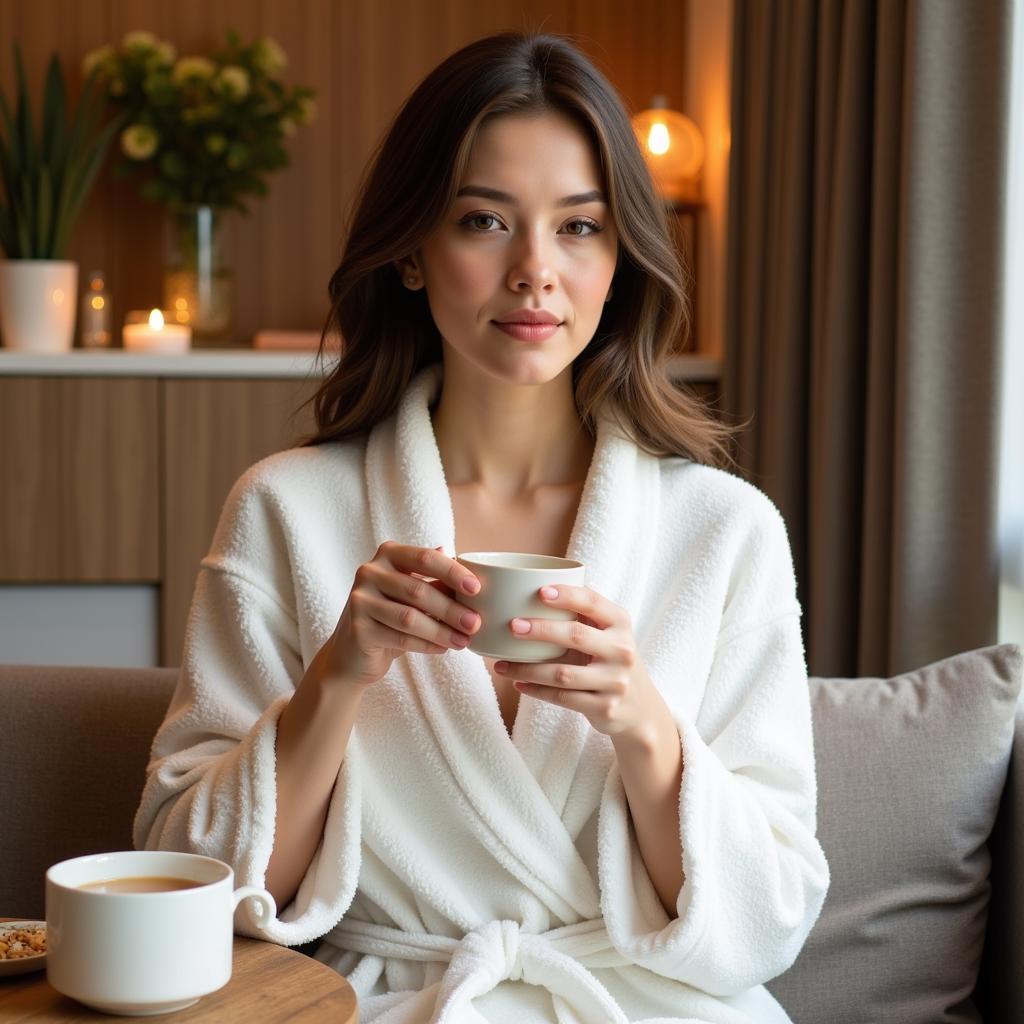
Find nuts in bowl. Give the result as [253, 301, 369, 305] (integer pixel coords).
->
[0, 920, 47, 976]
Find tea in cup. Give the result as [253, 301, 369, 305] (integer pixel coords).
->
[46, 850, 275, 1016]
[455, 552, 586, 662]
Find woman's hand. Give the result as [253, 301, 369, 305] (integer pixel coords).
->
[492, 584, 667, 740]
[325, 541, 482, 688]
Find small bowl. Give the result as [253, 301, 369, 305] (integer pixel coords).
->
[0, 919, 47, 976]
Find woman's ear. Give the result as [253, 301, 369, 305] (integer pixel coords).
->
[395, 256, 424, 290]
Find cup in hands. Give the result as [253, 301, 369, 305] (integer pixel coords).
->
[454, 552, 586, 662]
[45, 850, 276, 1016]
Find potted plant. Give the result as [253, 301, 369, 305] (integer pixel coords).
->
[84, 29, 316, 343]
[0, 44, 127, 351]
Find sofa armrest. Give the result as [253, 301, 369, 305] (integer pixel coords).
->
[977, 699, 1024, 1018]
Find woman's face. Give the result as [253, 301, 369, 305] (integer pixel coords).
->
[403, 110, 620, 385]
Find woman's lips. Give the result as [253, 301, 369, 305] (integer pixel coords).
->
[491, 321, 561, 342]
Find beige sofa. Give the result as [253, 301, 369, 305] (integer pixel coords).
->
[1, 644, 1020, 1023]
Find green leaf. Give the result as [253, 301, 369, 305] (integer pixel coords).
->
[52, 108, 124, 258]
[0, 86, 18, 171]
[0, 200, 14, 256]
[14, 193, 31, 256]
[63, 69, 102, 171]
[0, 97, 21, 232]
[13, 43, 38, 191]
[37, 164, 52, 256]
[41, 53, 66, 169]
[17, 158, 36, 255]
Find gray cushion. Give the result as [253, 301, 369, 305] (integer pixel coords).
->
[768, 643, 1022, 1024]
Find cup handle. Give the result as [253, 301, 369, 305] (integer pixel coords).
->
[232, 885, 277, 929]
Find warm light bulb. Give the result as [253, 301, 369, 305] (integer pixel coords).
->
[148, 308, 165, 330]
[91, 295, 105, 310]
[647, 122, 671, 156]
[631, 101, 705, 201]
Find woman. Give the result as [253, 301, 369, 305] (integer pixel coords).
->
[135, 31, 829, 1024]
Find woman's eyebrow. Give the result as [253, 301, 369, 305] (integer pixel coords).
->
[455, 185, 606, 207]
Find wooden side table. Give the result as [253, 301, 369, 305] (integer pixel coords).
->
[0, 930, 357, 1023]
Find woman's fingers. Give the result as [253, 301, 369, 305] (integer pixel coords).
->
[356, 590, 472, 651]
[374, 624, 450, 656]
[367, 562, 481, 638]
[381, 541, 481, 596]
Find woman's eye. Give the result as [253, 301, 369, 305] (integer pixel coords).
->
[462, 215, 501, 233]
[564, 218, 602, 237]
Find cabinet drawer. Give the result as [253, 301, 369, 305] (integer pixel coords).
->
[0, 378, 159, 581]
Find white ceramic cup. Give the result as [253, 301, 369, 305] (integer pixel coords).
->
[455, 552, 586, 662]
[46, 850, 276, 1016]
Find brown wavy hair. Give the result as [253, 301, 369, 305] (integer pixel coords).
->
[297, 30, 742, 468]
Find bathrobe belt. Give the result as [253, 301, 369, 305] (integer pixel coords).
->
[327, 916, 633, 1022]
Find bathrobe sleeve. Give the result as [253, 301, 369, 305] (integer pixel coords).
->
[597, 496, 830, 995]
[132, 470, 362, 947]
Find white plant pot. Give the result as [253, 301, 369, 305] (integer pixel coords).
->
[0, 259, 78, 351]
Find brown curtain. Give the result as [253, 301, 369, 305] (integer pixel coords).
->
[721, 0, 1014, 678]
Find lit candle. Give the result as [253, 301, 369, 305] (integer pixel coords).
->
[122, 308, 192, 352]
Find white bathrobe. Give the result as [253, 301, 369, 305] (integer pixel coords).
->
[134, 361, 829, 1023]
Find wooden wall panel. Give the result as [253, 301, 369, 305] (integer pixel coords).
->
[0, 1, 700, 353]
[161, 377, 318, 665]
[332, 1, 569, 246]
[566, 0, 689, 116]
[0, 379, 62, 580]
[59, 378, 160, 580]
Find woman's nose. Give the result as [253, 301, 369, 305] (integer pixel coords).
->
[506, 231, 556, 292]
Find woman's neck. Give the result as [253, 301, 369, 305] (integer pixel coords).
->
[430, 361, 594, 500]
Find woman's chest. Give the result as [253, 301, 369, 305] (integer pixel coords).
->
[450, 483, 584, 736]
[450, 484, 583, 560]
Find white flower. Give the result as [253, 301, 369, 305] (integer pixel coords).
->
[216, 65, 250, 100]
[120, 124, 159, 160]
[82, 44, 113, 79]
[295, 95, 316, 125]
[123, 30, 158, 52]
[154, 42, 177, 66]
[253, 36, 287, 75]
[172, 56, 216, 86]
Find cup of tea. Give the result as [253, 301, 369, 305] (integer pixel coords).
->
[455, 551, 586, 662]
[46, 850, 276, 1016]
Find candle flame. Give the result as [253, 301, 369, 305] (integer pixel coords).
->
[148, 308, 165, 330]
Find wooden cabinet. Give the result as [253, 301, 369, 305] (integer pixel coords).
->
[0, 375, 317, 666]
[0, 378, 159, 581]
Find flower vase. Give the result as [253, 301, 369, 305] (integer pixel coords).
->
[163, 204, 234, 345]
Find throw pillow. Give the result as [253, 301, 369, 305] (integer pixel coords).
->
[767, 643, 1022, 1024]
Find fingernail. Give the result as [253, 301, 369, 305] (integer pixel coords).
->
[494, 661, 509, 672]
[511, 618, 531, 634]
[460, 611, 479, 631]
[462, 577, 480, 594]
[540, 586, 558, 600]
